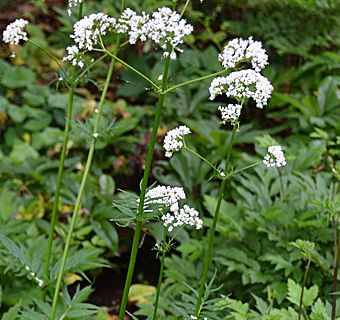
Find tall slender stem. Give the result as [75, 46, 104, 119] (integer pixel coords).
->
[44, 68, 76, 279]
[298, 259, 311, 320]
[49, 10, 126, 318]
[194, 125, 237, 316]
[227, 161, 262, 178]
[28, 39, 65, 72]
[99, 48, 160, 91]
[118, 55, 172, 320]
[44, 3, 85, 279]
[180, 0, 190, 17]
[163, 69, 227, 94]
[332, 182, 340, 320]
[152, 227, 167, 320]
[184, 146, 218, 173]
[277, 167, 285, 201]
[332, 218, 338, 320]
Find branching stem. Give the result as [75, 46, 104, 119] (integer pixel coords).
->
[118, 52, 172, 320]
[194, 125, 237, 315]
[152, 227, 167, 320]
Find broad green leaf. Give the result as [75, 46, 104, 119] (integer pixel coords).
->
[0, 191, 19, 221]
[2, 67, 36, 88]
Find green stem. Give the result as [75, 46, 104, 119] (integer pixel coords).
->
[49, 14, 126, 317]
[298, 259, 311, 320]
[75, 53, 108, 84]
[163, 69, 227, 94]
[28, 39, 66, 76]
[152, 227, 167, 320]
[118, 54, 172, 320]
[332, 183, 340, 320]
[44, 68, 76, 279]
[77, 3, 83, 19]
[99, 48, 161, 91]
[44, 0, 84, 282]
[277, 167, 285, 201]
[227, 161, 262, 178]
[184, 146, 218, 173]
[194, 125, 237, 316]
[180, 0, 190, 17]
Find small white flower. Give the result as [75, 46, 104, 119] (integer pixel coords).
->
[63, 45, 84, 68]
[263, 145, 286, 168]
[158, 75, 163, 81]
[163, 125, 191, 158]
[68, 0, 83, 16]
[218, 37, 268, 72]
[3, 19, 29, 52]
[218, 104, 242, 125]
[209, 70, 273, 109]
[93, 132, 99, 138]
[25, 265, 44, 288]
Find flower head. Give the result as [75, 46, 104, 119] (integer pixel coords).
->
[163, 125, 191, 158]
[218, 104, 242, 125]
[263, 145, 286, 168]
[144, 185, 186, 212]
[144, 185, 203, 232]
[162, 205, 203, 232]
[218, 37, 268, 72]
[209, 70, 273, 109]
[3, 19, 29, 46]
[70, 13, 116, 51]
[145, 7, 193, 59]
[63, 45, 84, 68]
[115, 8, 150, 44]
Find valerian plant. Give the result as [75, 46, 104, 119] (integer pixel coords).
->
[2, 1, 340, 320]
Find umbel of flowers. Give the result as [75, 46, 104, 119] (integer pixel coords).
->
[63, 6, 193, 68]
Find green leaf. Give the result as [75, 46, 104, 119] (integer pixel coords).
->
[2, 67, 36, 88]
[287, 279, 318, 307]
[2, 303, 21, 320]
[318, 76, 340, 112]
[0, 191, 19, 221]
[99, 174, 115, 195]
[8, 143, 39, 164]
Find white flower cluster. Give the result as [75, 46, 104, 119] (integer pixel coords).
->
[25, 265, 44, 287]
[147, 7, 193, 59]
[144, 185, 186, 213]
[116, 8, 149, 44]
[67, 0, 83, 16]
[2, 19, 29, 46]
[63, 13, 116, 67]
[116, 7, 193, 59]
[163, 125, 191, 158]
[162, 204, 203, 232]
[218, 37, 268, 72]
[218, 104, 242, 125]
[144, 185, 203, 232]
[209, 69, 273, 109]
[263, 145, 286, 167]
